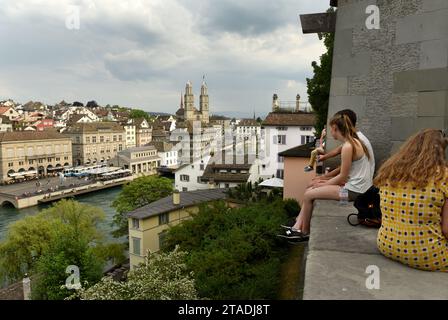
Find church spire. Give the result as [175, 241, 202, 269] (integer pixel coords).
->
[180, 92, 184, 109]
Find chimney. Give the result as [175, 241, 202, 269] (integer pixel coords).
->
[173, 189, 180, 205]
[295, 94, 301, 112]
[272, 94, 279, 111]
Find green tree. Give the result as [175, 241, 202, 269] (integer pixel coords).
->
[71, 246, 198, 300]
[162, 200, 290, 299]
[129, 109, 150, 120]
[112, 176, 173, 237]
[31, 231, 103, 300]
[0, 200, 125, 284]
[306, 8, 335, 136]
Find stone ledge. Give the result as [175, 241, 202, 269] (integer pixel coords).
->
[303, 200, 448, 300]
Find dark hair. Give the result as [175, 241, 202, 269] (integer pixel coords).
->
[335, 109, 357, 127]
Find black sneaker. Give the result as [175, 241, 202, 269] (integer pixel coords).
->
[277, 229, 309, 241]
[304, 165, 314, 172]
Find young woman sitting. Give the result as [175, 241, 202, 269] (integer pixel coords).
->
[279, 113, 373, 241]
[374, 129, 448, 272]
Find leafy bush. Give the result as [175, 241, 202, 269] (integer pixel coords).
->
[162, 199, 290, 299]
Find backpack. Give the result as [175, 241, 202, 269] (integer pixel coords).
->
[347, 186, 382, 228]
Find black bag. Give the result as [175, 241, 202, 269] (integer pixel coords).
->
[347, 186, 382, 228]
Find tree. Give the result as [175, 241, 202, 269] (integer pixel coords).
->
[71, 246, 198, 300]
[112, 176, 174, 237]
[162, 200, 290, 299]
[86, 100, 99, 108]
[31, 231, 104, 300]
[129, 109, 150, 121]
[306, 7, 335, 136]
[0, 200, 125, 285]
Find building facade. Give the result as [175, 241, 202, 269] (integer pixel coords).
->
[150, 141, 179, 168]
[0, 131, 72, 183]
[111, 145, 161, 176]
[127, 189, 229, 269]
[63, 122, 125, 166]
[261, 111, 316, 179]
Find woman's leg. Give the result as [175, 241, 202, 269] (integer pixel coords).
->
[293, 185, 341, 234]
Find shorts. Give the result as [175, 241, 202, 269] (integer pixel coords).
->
[348, 190, 362, 202]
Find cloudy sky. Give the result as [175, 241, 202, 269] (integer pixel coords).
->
[0, 0, 329, 117]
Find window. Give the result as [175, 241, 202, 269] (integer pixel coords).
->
[19, 161, 24, 166]
[277, 126, 288, 131]
[86, 137, 90, 143]
[113, 135, 117, 142]
[92, 136, 97, 143]
[274, 135, 286, 145]
[159, 213, 169, 225]
[278, 155, 284, 163]
[132, 237, 141, 256]
[29, 160, 34, 165]
[182, 187, 188, 192]
[200, 164, 205, 171]
[301, 135, 314, 145]
[180, 175, 190, 182]
[8, 162, 13, 167]
[225, 183, 230, 188]
[276, 169, 284, 179]
[119, 144, 123, 152]
[132, 218, 140, 229]
[100, 136, 104, 143]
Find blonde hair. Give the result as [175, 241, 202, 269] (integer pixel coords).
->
[329, 113, 370, 160]
[374, 129, 448, 188]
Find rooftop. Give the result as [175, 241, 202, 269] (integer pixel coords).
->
[128, 188, 228, 219]
[0, 131, 69, 143]
[278, 142, 314, 158]
[263, 111, 316, 127]
[64, 122, 124, 133]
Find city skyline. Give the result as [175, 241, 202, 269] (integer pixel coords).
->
[0, 0, 328, 117]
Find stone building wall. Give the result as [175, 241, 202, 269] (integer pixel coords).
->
[327, 0, 448, 169]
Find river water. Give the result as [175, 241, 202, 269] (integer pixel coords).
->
[0, 186, 124, 242]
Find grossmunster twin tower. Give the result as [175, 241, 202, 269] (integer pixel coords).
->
[176, 79, 210, 125]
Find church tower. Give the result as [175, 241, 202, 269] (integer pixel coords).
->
[185, 81, 195, 122]
[199, 76, 209, 124]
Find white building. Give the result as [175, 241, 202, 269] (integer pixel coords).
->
[58, 107, 99, 122]
[0, 106, 20, 121]
[174, 155, 211, 192]
[0, 116, 12, 132]
[260, 109, 316, 179]
[150, 141, 178, 168]
[124, 123, 137, 149]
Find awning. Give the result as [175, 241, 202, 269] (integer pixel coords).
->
[259, 177, 284, 188]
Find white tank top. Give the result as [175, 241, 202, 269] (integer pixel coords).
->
[345, 153, 372, 194]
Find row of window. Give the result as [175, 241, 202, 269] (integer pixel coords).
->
[7, 157, 69, 167]
[80, 135, 124, 144]
[272, 135, 315, 145]
[5, 145, 70, 158]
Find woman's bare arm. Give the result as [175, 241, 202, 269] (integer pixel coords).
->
[322, 143, 352, 186]
[442, 199, 448, 239]
[319, 144, 343, 162]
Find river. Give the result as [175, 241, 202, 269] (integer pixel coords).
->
[0, 186, 124, 242]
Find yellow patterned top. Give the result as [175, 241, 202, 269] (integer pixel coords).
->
[377, 170, 448, 272]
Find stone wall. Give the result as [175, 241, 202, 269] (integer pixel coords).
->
[327, 0, 448, 169]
